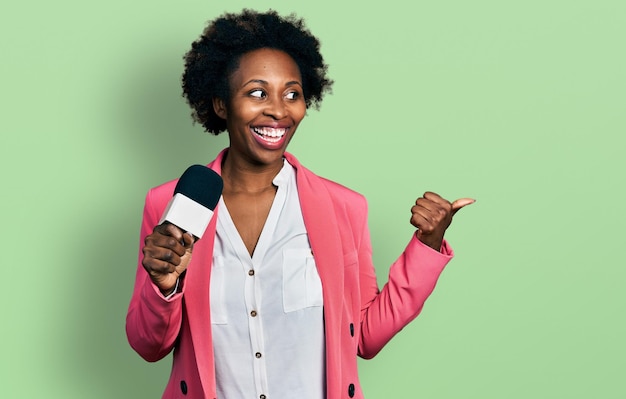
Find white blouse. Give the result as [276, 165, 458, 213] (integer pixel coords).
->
[211, 159, 326, 399]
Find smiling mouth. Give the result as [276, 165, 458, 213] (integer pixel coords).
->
[252, 127, 287, 143]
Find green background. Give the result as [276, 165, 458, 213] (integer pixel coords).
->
[2, 0, 625, 397]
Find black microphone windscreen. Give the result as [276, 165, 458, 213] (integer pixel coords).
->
[174, 165, 223, 211]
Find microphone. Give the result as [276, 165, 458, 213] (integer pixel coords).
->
[159, 165, 223, 239]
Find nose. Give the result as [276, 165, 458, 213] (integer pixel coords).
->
[263, 95, 287, 120]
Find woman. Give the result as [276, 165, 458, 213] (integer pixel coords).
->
[126, 9, 473, 399]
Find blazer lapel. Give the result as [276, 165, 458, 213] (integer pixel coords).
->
[183, 150, 227, 396]
[286, 152, 345, 394]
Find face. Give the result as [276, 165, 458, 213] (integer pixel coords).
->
[213, 48, 306, 168]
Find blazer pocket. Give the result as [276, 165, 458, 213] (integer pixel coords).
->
[209, 255, 228, 324]
[283, 248, 323, 313]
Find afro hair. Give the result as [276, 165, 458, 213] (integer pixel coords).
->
[182, 9, 333, 134]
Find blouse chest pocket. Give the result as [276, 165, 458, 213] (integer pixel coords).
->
[282, 248, 323, 313]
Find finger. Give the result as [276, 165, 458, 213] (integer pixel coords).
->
[410, 214, 430, 232]
[182, 232, 196, 251]
[451, 198, 476, 214]
[154, 222, 185, 242]
[410, 206, 437, 232]
[143, 245, 184, 267]
[414, 197, 451, 223]
[145, 233, 188, 257]
[416, 193, 453, 219]
[422, 191, 450, 207]
[142, 254, 177, 275]
[417, 196, 450, 210]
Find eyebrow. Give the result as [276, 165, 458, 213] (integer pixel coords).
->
[242, 79, 302, 88]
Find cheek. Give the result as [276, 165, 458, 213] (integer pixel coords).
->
[292, 103, 307, 123]
[229, 105, 258, 125]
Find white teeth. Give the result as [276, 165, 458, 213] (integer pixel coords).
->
[253, 127, 286, 139]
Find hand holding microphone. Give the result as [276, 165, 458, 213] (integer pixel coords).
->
[142, 165, 223, 296]
[142, 224, 195, 296]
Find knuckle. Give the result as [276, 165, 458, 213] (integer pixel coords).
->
[158, 222, 171, 230]
[142, 257, 157, 272]
[437, 207, 447, 218]
[142, 246, 156, 260]
[144, 235, 154, 246]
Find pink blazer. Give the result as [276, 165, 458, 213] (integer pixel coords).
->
[126, 150, 453, 398]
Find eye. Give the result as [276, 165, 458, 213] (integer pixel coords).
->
[249, 89, 266, 98]
[285, 91, 300, 100]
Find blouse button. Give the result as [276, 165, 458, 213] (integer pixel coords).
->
[250, 310, 258, 317]
[255, 352, 262, 358]
[248, 269, 255, 276]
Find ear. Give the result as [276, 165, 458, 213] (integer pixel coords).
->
[212, 97, 228, 120]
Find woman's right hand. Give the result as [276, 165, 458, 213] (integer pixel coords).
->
[141, 223, 195, 296]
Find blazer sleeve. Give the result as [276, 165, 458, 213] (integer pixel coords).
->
[355, 200, 453, 359]
[125, 188, 185, 362]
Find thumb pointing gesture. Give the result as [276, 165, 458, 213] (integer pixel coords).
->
[451, 197, 476, 215]
[411, 192, 475, 251]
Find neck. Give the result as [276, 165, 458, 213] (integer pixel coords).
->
[221, 151, 283, 194]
